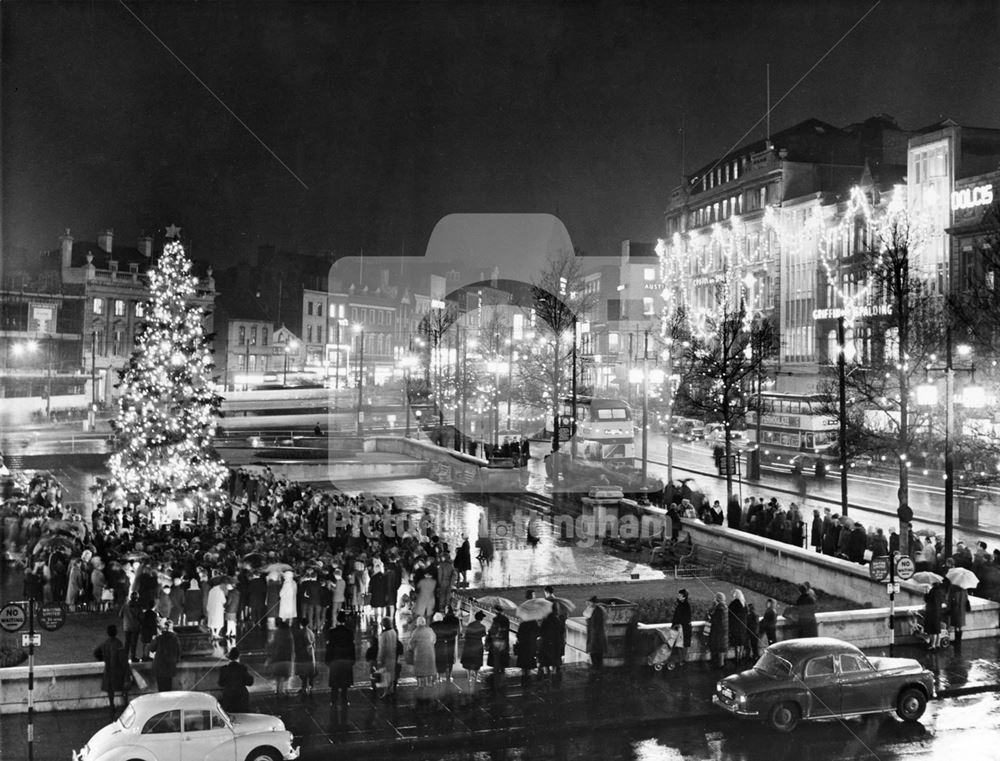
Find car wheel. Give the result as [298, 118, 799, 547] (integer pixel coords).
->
[896, 688, 927, 722]
[246, 747, 281, 761]
[767, 701, 800, 732]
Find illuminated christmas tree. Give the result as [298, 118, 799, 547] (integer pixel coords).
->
[108, 237, 227, 518]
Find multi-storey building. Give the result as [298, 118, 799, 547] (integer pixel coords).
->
[1, 229, 215, 421]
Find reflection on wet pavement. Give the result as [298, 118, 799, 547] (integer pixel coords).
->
[318, 475, 666, 588]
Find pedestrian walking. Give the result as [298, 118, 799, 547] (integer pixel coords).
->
[515, 615, 539, 686]
[486, 606, 510, 690]
[745, 602, 761, 661]
[793, 583, 818, 637]
[728, 590, 747, 664]
[278, 570, 298, 623]
[460, 610, 487, 688]
[149, 619, 181, 691]
[407, 615, 438, 705]
[670, 589, 692, 667]
[94, 624, 130, 712]
[120, 593, 142, 662]
[325, 611, 355, 709]
[139, 601, 158, 660]
[947, 576, 969, 650]
[413, 572, 437, 620]
[375, 616, 398, 700]
[431, 609, 460, 681]
[455, 536, 472, 588]
[218, 648, 253, 713]
[266, 619, 294, 697]
[538, 608, 566, 682]
[707, 592, 729, 669]
[206, 582, 228, 641]
[291, 618, 316, 696]
[760, 598, 778, 645]
[584, 596, 608, 679]
[436, 553, 456, 611]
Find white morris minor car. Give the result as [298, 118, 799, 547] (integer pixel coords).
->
[72, 691, 299, 761]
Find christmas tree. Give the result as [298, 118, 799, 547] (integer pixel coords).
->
[108, 238, 227, 518]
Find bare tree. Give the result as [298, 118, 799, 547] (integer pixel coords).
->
[684, 298, 775, 499]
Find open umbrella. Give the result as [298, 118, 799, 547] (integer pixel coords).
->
[264, 562, 293, 575]
[549, 595, 577, 616]
[515, 597, 553, 621]
[33, 535, 76, 555]
[476, 595, 517, 612]
[124, 551, 151, 562]
[914, 528, 937, 538]
[44, 519, 86, 541]
[912, 571, 944, 587]
[946, 567, 979, 589]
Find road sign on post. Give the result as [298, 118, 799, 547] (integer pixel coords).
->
[37, 603, 66, 632]
[0, 603, 26, 633]
[894, 555, 915, 581]
[869, 556, 890, 583]
[719, 455, 737, 475]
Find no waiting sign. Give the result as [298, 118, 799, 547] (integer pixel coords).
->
[0, 603, 26, 633]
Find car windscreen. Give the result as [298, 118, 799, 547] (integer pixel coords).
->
[754, 650, 793, 677]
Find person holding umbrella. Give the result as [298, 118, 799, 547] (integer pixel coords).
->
[515, 595, 540, 686]
[486, 604, 511, 691]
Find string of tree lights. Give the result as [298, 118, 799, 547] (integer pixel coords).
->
[107, 238, 228, 521]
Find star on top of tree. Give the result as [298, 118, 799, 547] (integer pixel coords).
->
[165, 223, 182, 239]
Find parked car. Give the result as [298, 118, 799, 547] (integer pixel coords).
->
[72, 691, 299, 761]
[712, 637, 935, 732]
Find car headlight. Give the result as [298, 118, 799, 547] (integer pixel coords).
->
[737, 693, 747, 704]
[716, 681, 724, 693]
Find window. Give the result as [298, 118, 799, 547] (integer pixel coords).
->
[112, 330, 123, 356]
[307, 301, 314, 316]
[238, 326, 246, 346]
[135, 302, 145, 318]
[643, 297, 655, 315]
[351, 308, 358, 322]
[250, 327, 257, 345]
[760, 187, 767, 207]
[839, 654, 872, 674]
[339, 304, 346, 318]
[248, 354, 257, 371]
[608, 333, 620, 352]
[93, 298, 104, 315]
[316, 326, 322, 344]
[644, 267, 656, 282]
[114, 299, 125, 317]
[262, 327, 268, 346]
[184, 710, 214, 732]
[307, 325, 313, 343]
[142, 710, 181, 734]
[805, 655, 836, 678]
[317, 302, 323, 317]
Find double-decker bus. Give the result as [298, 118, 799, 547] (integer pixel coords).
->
[746, 392, 839, 475]
[559, 396, 635, 462]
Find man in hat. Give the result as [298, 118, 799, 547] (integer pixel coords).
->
[584, 596, 607, 679]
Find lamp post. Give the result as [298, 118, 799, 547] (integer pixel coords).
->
[334, 318, 348, 409]
[90, 327, 98, 429]
[629, 339, 664, 494]
[837, 315, 850, 516]
[353, 324, 364, 435]
[283, 338, 299, 387]
[916, 327, 983, 559]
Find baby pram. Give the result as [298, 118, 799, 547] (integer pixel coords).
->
[645, 625, 683, 671]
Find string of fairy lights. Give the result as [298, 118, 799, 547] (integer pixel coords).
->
[107, 239, 228, 516]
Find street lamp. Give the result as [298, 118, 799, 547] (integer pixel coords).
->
[916, 328, 985, 558]
[283, 338, 300, 387]
[629, 334, 663, 496]
[353, 324, 364, 435]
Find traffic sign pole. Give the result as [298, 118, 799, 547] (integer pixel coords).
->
[27, 596, 35, 761]
[888, 555, 896, 657]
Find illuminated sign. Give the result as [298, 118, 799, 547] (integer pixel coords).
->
[812, 305, 892, 320]
[952, 184, 994, 211]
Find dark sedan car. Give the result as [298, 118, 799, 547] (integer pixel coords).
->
[713, 637, 935, 732]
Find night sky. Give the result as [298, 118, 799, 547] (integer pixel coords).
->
[4, 1, 1000, 268]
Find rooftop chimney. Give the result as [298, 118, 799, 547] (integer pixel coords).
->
[98, 229, 114, 254]
[137, 235, 153, 258]
[60, 229, 74, 270]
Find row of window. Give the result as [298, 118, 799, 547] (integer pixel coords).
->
[699, 157, 744, 193]
[236, 326, 269, 346]
[688, 187, 773, 229]
[91, 297, 143, 318]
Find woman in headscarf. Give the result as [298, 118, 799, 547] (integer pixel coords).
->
[708, 592, 729, 669]
[728, 590, 748, 664]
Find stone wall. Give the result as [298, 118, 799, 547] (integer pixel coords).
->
[680, 520, 928, 606]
